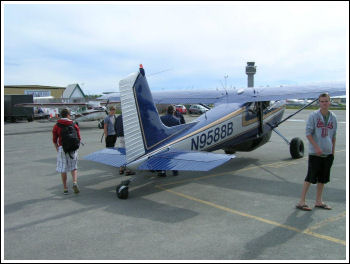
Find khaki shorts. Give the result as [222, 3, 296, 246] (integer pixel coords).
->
[56, 146, 78, 173]
[118, 137, 125, 148]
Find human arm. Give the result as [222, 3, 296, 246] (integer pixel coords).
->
[104, 123, 108, 138]
[52, 125, 59, 152]
[306, 134, 323, 156]
[74, 123, 81, 141]
[332, 137, 336, 155]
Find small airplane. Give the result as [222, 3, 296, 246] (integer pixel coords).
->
[15, 100, 109, 123]
[84, 65, 346, 199]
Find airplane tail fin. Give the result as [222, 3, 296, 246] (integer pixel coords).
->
[119, 65, 193, 163]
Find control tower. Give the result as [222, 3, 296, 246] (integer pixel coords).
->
[246, 62, 256, 88]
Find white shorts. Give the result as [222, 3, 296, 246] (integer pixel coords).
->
[56, 146, 78, 173]
[118, 137, 125, 148]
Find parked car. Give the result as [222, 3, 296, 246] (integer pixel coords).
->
[188, 104, 210, 115]
[175, 104, 187, 114]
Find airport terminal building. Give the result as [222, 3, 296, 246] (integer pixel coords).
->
[4, 85, 66, 98]
[4, 84, 86, 101]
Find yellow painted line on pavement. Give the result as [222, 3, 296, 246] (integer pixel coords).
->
[155, 185, 346, 246]
[305, 211, 347, 232]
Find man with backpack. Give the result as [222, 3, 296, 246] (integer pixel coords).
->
[53, 108, 81, 195]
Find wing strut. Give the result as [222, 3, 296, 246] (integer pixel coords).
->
[273, 98, 318, 128]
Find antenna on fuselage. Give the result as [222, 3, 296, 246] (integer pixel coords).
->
[148, 68, 173, 77]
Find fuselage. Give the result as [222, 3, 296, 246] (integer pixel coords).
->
[128, 100, 286, 169]
[74, 109, 106, 122]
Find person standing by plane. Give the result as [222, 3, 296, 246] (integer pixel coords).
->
[296, 93, 337, 211]
[53, 108, 81, 195]
[115, 113, 135, 176]
[104, 106, 117, 148]
[159, 105, 181, 177]
[161, 105, 181, 127]
[175, 109, 186, 124]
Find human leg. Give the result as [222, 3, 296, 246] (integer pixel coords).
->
[71, 169, 78, 184]
[315, 183, 325, 205]
[106, 135, 117, 148]
[297, 155, 318, 208]
[298, 181, 311, 206]
[314, 155, 333, 209]
[70, 169, 80, 194]
[57, 147, 68, 194]
[65, 149, 79, 194]
[61, 172, 68, 189]
[314, 183, 331, 209]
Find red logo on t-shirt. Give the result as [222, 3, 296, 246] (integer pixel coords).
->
[316, 118, 333, 137]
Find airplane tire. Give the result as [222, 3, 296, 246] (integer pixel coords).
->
[290, 137, 304, 159]
[116, 184, 129, 199]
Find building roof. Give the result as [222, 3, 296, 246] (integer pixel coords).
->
[62, 84, 86, 99]
[5, 85, 65, 89]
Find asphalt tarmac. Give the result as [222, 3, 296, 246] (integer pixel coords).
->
[2, 109, 348, 261]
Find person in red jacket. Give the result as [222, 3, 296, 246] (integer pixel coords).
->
[52, 108, 81, 195]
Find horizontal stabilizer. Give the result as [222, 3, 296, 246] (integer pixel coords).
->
[83, 148, 126, 168]
[138, 149, 235, 171]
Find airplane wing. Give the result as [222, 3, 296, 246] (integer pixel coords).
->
[138, 149, 235, 171]
[14, 102, 88, 108]
[98, 90, 227, 105]
[151, 90, 226, 105]
[98, 81, 345, 106]
[225, 81, 346, 104]
[83, 148, 126, 167]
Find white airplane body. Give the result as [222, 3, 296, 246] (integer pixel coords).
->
[72, 108, 107, 122]
[84, 65, 346, 199]
[15, 100, 107, 123]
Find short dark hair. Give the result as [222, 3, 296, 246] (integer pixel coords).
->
[319, 93, 330, 101]
[167, 105, 175, 114]
[60, 108, 70, 118]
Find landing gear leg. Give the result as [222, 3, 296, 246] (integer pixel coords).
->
[272, 128, 304, 159]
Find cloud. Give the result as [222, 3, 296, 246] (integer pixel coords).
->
[3, 3, 348, 94]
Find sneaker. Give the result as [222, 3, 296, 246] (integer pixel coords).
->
[72, 183, 80, 194]
[63, 189, 69, 195]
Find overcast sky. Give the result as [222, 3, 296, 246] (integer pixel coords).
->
[2, 2, 349, 95]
